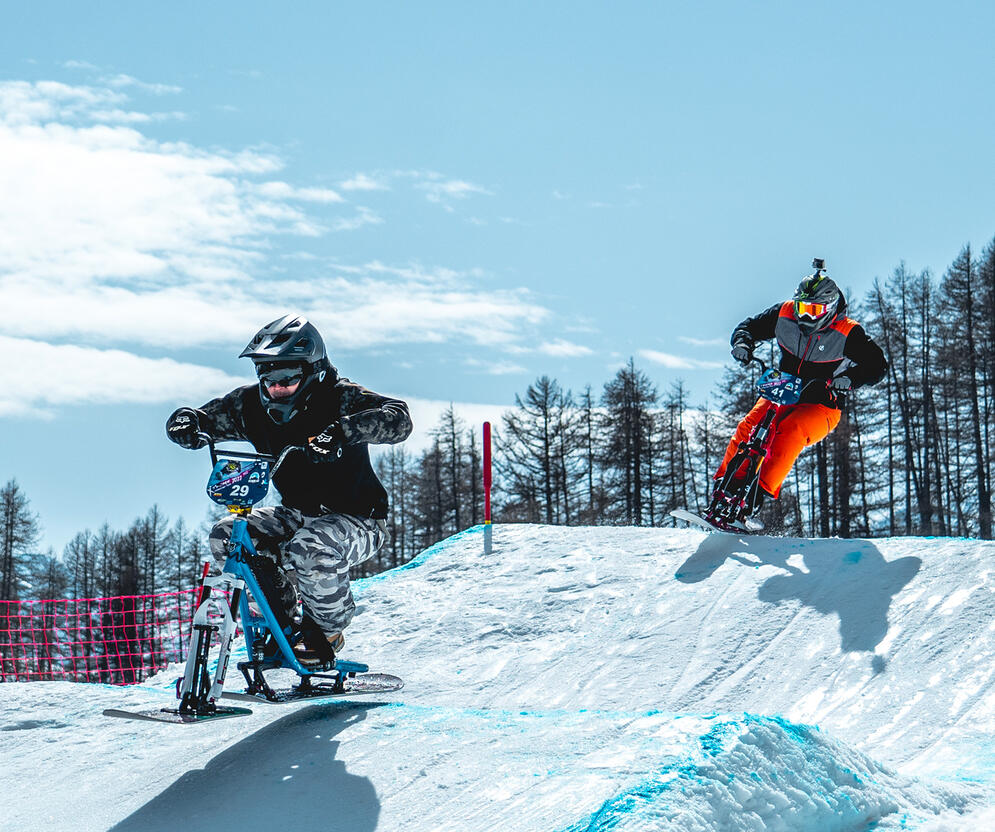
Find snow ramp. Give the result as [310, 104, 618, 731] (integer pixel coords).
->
[5, 525, 995, 831]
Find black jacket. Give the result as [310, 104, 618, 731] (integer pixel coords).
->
[193, 374, 412, 518]
[732, 298, 887, 408]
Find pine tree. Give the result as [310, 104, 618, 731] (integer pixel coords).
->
[601, 359, 658, 525]
[937, 246, 992, 538]
[432, 405, 468, 533]
[25, 551, 69, 599]
[501, 377, 581, 525]
[65, 530, 96, 599]
[0, 479, 40, 600]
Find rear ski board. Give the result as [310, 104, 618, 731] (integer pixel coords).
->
[103, 705, 253, 724]
[670, 508, 758, 534]
[222, 673, 404, 704]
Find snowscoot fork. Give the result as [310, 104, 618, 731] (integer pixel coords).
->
[709, 362, 825, 523]
[709, 400, 782, 524]
[176, 546, 245, 715]
[175, 455, 273, 716]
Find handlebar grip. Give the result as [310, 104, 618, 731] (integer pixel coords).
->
[272, 444, 306, 475]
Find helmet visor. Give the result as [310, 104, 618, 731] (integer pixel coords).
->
[257, 363, 305, 400]
[795, 300, 829, 320]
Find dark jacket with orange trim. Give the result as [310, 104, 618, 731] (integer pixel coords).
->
[731, 295, 887, 409]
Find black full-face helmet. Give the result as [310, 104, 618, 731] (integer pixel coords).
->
[793, 272, 842, 335]
[239, 315, 331, 424]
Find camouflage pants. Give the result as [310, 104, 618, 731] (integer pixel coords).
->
[209, 507, 387, 636]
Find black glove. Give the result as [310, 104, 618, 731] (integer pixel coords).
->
[307, 422, 345, 462]
[166, 408, 208, 449]
[830, 375, 852, 392]
[731, 342, 753, 366]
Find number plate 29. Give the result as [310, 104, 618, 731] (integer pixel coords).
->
[206, 458, 271, 508]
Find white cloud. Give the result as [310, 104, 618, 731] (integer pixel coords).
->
[0, 80, 126, 125]
[638, 349, 725, 370]
[0, 76, 562, 417]
[464, 358, 529, 375]
[677, 336, 728, 348]
[0, 80, 435, 344]
[0, 336, 247, 419]
[255, 181, 344, 203]
[0, 110, 302, 286]
[1, 259, 550, 353]
[330, 207, 383, 232]
[90, 108, 186, 124]
[417, 178, 493, 204]
[340, 173, 390, 192]
[99, 74, 183, 96]
[538, 339, 594, 358]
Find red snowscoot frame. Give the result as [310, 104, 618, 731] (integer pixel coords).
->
[672, 359, 825, 534]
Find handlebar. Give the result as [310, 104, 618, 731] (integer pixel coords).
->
[197, 433, 303, 476]
[744, 358, 836, 399]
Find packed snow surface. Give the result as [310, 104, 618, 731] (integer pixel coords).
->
[5, 525, 995, 830]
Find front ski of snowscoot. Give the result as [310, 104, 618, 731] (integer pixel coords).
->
[103, 560, 252, 723]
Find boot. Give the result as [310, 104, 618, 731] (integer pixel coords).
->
[294, 632, 345, 668]
[739, 481, 770, 524]
[293, 613, 345, 668]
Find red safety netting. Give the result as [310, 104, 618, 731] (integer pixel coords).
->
[0, 587, 201, 685]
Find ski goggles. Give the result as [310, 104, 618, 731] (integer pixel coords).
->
[795, 300, 830, 319]
[256, 363, 306, 389]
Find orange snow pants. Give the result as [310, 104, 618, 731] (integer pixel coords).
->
[714, 399, 841, 498]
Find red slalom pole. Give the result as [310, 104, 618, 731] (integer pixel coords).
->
[194, 561, 210, 607]
[483, 421, 492, 554]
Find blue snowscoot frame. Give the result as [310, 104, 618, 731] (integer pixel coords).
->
[175, 435, 383, 714]
[104, 435, 400, 724]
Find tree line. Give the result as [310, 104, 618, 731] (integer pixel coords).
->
[2, 238, 994, 601]
[0, 483, 214, 601]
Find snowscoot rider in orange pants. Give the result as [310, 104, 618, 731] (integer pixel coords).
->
[714, 265, 887, 522]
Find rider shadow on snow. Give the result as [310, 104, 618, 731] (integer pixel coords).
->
[675, 534, 921, 656]
[112, 701, 386, 832]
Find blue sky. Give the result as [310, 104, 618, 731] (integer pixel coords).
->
[1, 1, 994, 557]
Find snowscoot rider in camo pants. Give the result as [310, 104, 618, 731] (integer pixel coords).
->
[165, 315, 412, 666]
[713, 266, 887, 523]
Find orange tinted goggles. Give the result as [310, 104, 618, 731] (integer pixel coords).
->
[795, 300, 828, 319]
